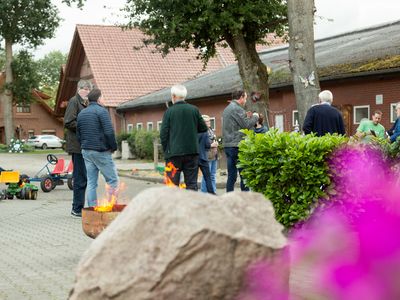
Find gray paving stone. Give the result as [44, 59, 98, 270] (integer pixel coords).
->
[0, 152, 161, 299]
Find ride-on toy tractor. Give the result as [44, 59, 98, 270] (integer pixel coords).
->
[0, 170, 39, 200]
[29, 154, 73, 192]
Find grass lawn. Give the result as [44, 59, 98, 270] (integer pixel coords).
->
[0, 149, 67, 155]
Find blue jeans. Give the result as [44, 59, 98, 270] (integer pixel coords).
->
[201, 159, 217, 193]
[82, 150, 119, 207]
[71, 153, 87, 213]
[224, 147, 249, 192]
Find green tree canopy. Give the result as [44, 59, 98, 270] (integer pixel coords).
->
[124, 0, 287, 63]
[37, 50, 68, 87]
[10, 50, 40, 104]
[0, 1, 61, 47]
[122, 0, 287, 123]
[0, 0, 61, 143]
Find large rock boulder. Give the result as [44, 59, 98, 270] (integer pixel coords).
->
[70, 187, 288, 300]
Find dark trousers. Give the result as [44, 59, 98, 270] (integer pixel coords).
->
[224, 147, 249, 192]
[72, 153, 87, 212]
[199, 162, 216, 194]
[166, 154, 199, 191]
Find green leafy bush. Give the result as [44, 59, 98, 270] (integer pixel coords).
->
[238, 129, 347, 228]
[0, 143, 8, 152]
[127, 130, 137, 157]
[22, 144, 35, 152]
[368, 136, 400, 162]
[134, 130, 159, 159]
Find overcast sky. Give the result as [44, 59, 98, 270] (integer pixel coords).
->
[22, 0, 400, 58]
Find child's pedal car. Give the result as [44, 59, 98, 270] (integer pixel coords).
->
[29, 154, 73, 192]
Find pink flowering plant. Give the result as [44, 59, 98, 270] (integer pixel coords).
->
[238, 144, 400, 299]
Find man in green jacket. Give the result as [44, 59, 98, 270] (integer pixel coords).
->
[160, 85, 207, 190]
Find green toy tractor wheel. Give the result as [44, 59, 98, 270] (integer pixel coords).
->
[31, 190, 38, 200]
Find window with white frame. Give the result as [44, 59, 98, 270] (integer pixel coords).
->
[292, 110, 299, 127]
[390, 103, 399, 123]
[28, 130, 34, 138]
[353, 105, 370, 124]
[210, 117, 216, 131]
[127, 124, 134, 133]
[147, 122, 153, 131]
[157, 121, 162, 131]
[136, 123, 143, 130]
[16, 103, 31, 113]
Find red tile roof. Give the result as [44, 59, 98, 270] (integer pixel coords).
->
[76, 25, 238, 107]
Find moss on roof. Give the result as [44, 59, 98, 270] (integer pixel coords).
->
[320, 55, 400, 76]
[268, 54, 400, 87]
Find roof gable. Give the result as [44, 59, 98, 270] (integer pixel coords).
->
[55, 24, 238, 113]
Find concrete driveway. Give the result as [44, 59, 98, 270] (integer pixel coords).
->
[0, 152, 161, 299]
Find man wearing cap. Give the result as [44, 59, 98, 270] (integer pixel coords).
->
[77, 88, 119, 207]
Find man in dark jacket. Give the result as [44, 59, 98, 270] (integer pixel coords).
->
[160, 84, 207, 190]
[77, 88, 119, 207]
[303, 90, 345, 136]
[64, 79, 92, 217]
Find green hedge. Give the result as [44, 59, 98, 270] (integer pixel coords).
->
[0, 144, 8, 152]
[238, 129, 347, 228]
[118, 130, 161, 160]
[134, 130, 159, 159]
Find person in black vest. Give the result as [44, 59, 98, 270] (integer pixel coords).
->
[77, 88, 119, 208]
[64, 79, 92, 217]
[303, 90, 345, 136]
[160, 84, 208, 190]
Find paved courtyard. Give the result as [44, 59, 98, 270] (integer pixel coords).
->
[0, 152, 309, 299]
[0, 152, 161, 299]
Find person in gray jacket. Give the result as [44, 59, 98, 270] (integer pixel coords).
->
[64, 79, 92, 217]
[77, 88, 119, 208]
[222, 90, 258, 192]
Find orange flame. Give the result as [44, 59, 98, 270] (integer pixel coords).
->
[164, 162, 186, 189]
[94, 183, 125, 212]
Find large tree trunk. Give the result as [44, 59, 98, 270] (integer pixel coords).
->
[226, 32, 270, 127]
[1, 39, 14, 144]
[288, 0, 320, 130]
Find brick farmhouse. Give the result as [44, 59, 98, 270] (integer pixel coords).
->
[117, 21, 400, 137]
[0, 72, 63, 144]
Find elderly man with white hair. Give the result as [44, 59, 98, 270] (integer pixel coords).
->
[303, 90, 345, 136]
[160, 84, 208, 190]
